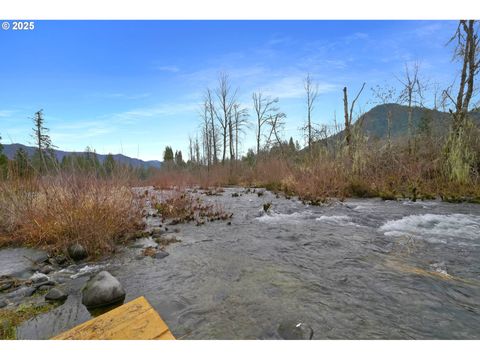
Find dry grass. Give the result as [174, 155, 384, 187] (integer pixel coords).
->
[146, 135, 480, 203]
[153, 190, 232, 225]
[0, 174, 144, 257]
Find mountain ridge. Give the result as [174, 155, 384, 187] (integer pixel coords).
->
[0, 143, 162, 169]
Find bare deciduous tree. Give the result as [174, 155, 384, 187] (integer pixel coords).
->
[266, 112, 287, 155]
[199, 99, 212, 168]
[442, 20, 480, 183]
[444, 20, 480, 131]
[205, 88, 219, 164]
[397, 61, 425, 153]
[215, 73, 237, 163]
[252, 92, 279, 154]
[232, 103, 249, 161]
[303, 74, 319, 153]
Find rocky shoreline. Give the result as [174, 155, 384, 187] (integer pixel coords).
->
[0, 187, 184, 339]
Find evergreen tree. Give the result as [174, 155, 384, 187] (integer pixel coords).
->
[163, 146, 174, 162]
[243, 148, 256, 166]
[104, 153, 115, 176]
[174, 150, 184, 166]
[31, 109, 56, 173]
[288, 137, 296, 153]
[13, 147, 31, 178]
[418, 109, 433, 138]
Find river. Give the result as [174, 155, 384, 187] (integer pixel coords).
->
[4, 187, 480, 339]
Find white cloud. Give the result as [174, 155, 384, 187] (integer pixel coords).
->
[156, 65, 180, 73]
[88, 92, 151, 100]
[258, 75, 337, 100]
[0, 110, 16, 118]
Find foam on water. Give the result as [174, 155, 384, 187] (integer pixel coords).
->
[70, 264, 107, 279]
[315, 215, 361, 227]
[379, 213, 480, 243]
[256, 210, 314, 223]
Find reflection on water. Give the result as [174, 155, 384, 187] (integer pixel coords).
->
[15, 188, 480, 339]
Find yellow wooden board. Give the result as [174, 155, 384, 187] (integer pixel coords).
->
[52, 296, 175, 340]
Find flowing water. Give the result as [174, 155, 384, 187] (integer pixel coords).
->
[7, 187, 480, 339]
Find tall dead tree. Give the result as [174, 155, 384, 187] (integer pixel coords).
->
[205, 88, 219, 164]
[266, 112, 287, 155]
[232, 103, 249, 161]
[397, 61, 425, 154]
[444, 20, 480, 132]
[215, 73, 236, 163]
[343, 83, 366, 153]
[303, 74, 319, 153]
[442, 20, 480, 183]
[194, 135, 200, 164]
[200, 99, 212, 168]
[188, 136, 194, 163]
[228, 112, 235, 161]
[252, 92, 279, 154]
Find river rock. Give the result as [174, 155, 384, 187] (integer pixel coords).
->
[45, 287, 68, 301]
[29, 272, 50, 284]
[68, 244, 88, 261]
[155, 250, 169, 259]
[0, 279, 14, 291]
[0, 299, 7, 308]
[37, 284, 54, 292]
[6, 285, 36, 300]
[33, 280, 56, 289]
[40, 265, 54, 274]
[54, 254, 68, 266]
[278, 321, 314, 340]
[82, 271, 126, 309]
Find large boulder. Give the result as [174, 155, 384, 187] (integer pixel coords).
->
[68, 244, 88, 261]
[82, 271, 126, 309]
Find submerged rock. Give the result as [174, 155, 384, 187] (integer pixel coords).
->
[0, 299, 7, 308]
[68, 244, 88, 261]
[155, 250, 169, 259]
[278, 321, 314, 340]
[82, 271, 125, 309]
[45, 287, 68, 301]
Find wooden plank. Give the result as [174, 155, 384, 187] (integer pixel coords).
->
[52, 296, 175, 340]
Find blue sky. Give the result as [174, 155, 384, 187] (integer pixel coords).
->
[0, 20, 460, 160]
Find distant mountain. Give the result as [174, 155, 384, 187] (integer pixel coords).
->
[1, 143, 162, 169]
[333, 103, 480, 141]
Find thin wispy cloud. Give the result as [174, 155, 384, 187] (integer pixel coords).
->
[93, 92, 152, 100]
[0, 110, 17, 118]
[156, 65, 180, 73]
